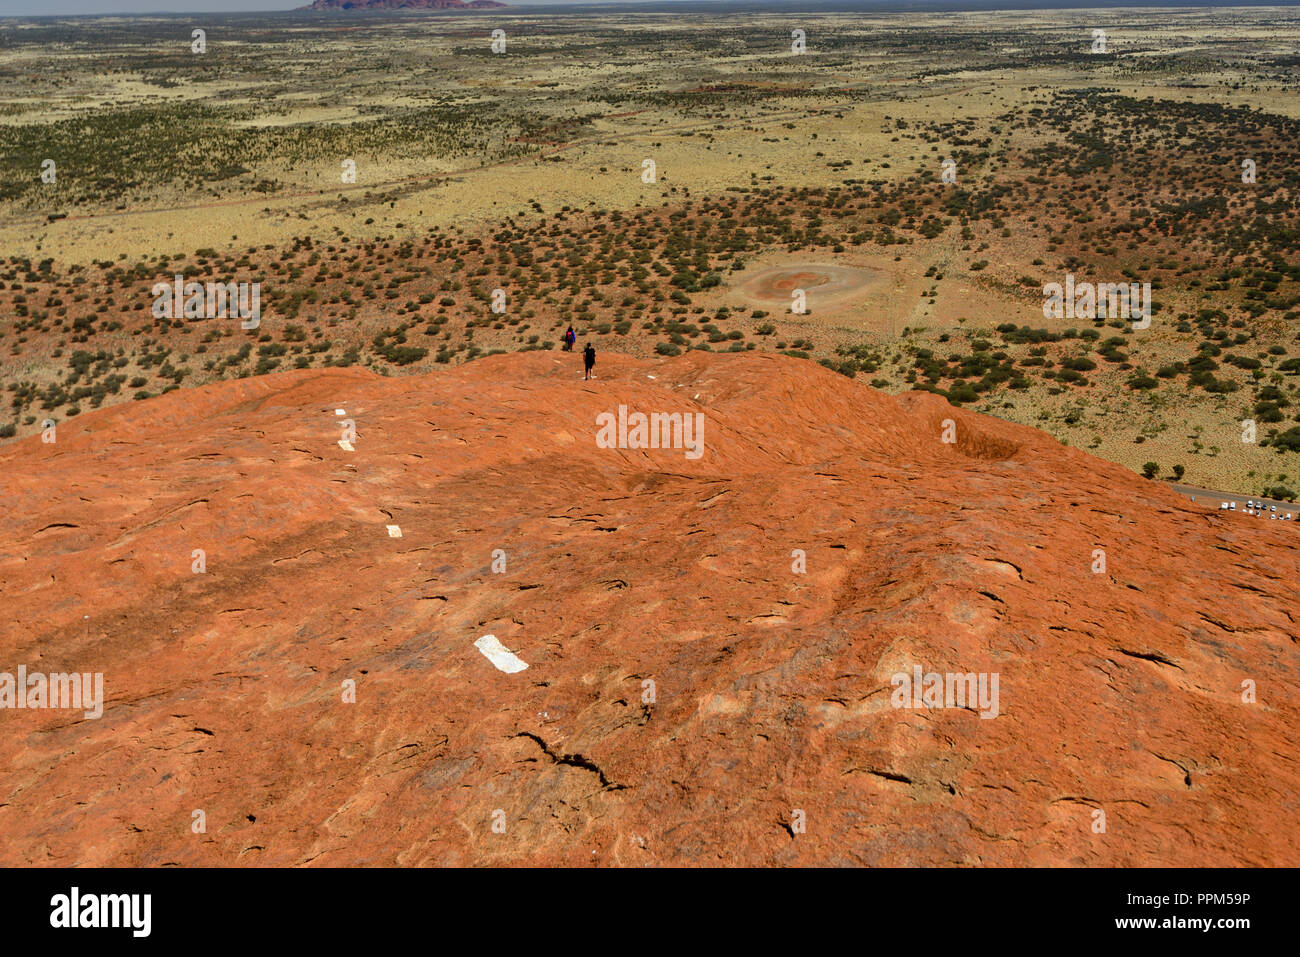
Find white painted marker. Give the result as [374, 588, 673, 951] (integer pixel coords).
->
[338, 439, 354, 452]
[474, 634, 528, 673]
[335, 408, 346, 416]
[386, 525, 402, 538]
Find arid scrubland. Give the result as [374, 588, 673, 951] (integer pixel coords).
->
[3, 8, 1300, 497]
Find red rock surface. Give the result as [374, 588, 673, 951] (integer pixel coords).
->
[1, 351, 1297, 866]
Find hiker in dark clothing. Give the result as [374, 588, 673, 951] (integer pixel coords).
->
[583, 343, 596, 380]
[563, 326, 576, 351]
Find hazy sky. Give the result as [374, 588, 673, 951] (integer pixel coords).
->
[0, 0, 1281, 16]
[0, 0, 753, 15]
[0, 1, 356, 12]
[0, 0, 619, 13]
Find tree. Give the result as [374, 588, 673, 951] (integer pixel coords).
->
[1172, 464, 1185, 480]
[1142, 462, 1159, 479]
[1272, 427, 1300, 453]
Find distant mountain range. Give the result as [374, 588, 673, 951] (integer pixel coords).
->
[304, 0, 508, 10]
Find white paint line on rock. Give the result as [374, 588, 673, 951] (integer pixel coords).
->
[335, 408, 346, 416]
[338, 439, 354, 452]
[386, 525, 402, 538]
[474, 634, 529, 673]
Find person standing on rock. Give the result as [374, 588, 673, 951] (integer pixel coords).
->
[583, 342, 596, 380]
[563, 325, 576, 351]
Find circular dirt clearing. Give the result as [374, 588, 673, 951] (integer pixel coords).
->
[735, 263, 883, 307]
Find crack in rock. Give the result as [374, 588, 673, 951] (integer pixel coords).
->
[515, 731, 626, 792]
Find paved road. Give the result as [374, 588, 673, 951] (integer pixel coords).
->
[1169, 483, 1298, 520]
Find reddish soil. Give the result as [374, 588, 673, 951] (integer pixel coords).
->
[736, 262, 882, 307]
[1, 351, 1296, 865]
